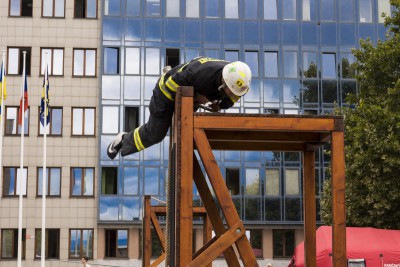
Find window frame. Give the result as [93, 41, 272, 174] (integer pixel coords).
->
[41, 0, 66, 18]
[2, 167, 28, 197]
[74, 0, 98, 19]
[36, 167, 62, 197]
[4, 106, 30, 136]
[104, 229, 129, 258]
[71, 107, 96, 136]
[68, 229, 94, 259]
[7, 47, 31, 75]
[73, 48, 97, 77]
[40, 48, 65, 76]
[273, 229, 295, 258]
[70, 167, 95, 197]
[1, 229, 26, 259]
[34, 228, 60, 259]
[38, 107, 63, 136]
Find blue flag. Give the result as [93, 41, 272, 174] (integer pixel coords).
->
[40, 67, 50, 126]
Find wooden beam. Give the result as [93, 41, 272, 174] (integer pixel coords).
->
[208, 141, 307, 151]
[149, 253, 166, 267]
[194, 116, 336, 132]
[178, 89, 194, 266]
[205, 131, 326, 142]
[150, 212, 166, 252]
[142, 196, 151, 267]
[303, 150, 316, 267]
[194, 128, 258, 267]
[331, 131, 346, 267]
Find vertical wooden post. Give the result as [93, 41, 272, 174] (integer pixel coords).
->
[143, 196, 151, 267]
[177, 87, 194, 266]
[204, 216, 212, 267]
[331, 131, 346, 267]
[303, 147, 316, 267]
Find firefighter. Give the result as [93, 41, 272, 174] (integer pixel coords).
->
[107, 57, 252, 159]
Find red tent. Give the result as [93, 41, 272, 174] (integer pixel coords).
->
[289, 226, 400, 267]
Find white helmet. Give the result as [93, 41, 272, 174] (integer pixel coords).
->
[222, 61, 252, 96]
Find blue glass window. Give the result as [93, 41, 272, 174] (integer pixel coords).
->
[104, 0, 121, 16]
[264, 52, 278, 77]
[185, 20, 201, 43]
[100, 197, 119, 220]
[245, 0, 258, 19]
[146, 0, 161, 16]
[264, 0, 278, 19]
[302, 23, 318, 45]
[245, 169, 260, 195]
[285, 198, 301, 220]
[245, 51, 259, 77]
[341, 53, 355, 78]
[126, 0, 140, 16]
[378, 0, 391, 23]
[302, 52, 317, 78]
[322, 53, 336, 78]
[359, 0, 372, 23]
[264, 80, 280, 102]
[322, 80, 338, 104]
[185, 49, 200, 61]
[283, 51, 297, 78]
[205, 49, 219, 58]
[225, 0, 238, 18]
[263, 22, 279, 45]
[145, 48, 160, 75]
[123, 167, 139, 195]
[204, 20, 221, 43]
[378, 24, 387, 42]
[124, 76, 141, 100]
[283, 80, 300, 104]
[245, 199, 262, 221]
[302, 0, 316, 21]
[165, 19, 182, 42]
[340, 24, 356, 47]
[206, 0, 219, 18]
[122, 197, 140, 220]
[144, 168, 159, 195]
[104, 47, 120, 74]
[340, 0, 354, 21]
[125, 19, 142, 41]
[283, 0, 296, 20]
[265, 198, 281, 221]
[359, 23, 374, 40]
[341, 81, 356, 103]
[246, 79, 261, 102]
[244, 21, 260, 44]
[224, 20, 241, 43]
[103, 18, 122, 41]
[302, 80, 319, 104]
[145, 19, 162, 41]
[282, 23, 298, 45]
[321, 23, 337, 46]
[125, 47, 140, 75]
[225, 50, 239, 61]
[321, 0, 335, 21]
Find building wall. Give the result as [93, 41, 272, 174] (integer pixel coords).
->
[0, 0, 101, 266]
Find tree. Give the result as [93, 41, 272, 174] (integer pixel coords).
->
[321, 0, 400, 229]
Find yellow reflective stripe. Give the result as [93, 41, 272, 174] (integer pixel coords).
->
[178, 62, 190, 73]
[229, 94, 240, 104]
[158, 74, 174, 101]
[165, 76, 179, 92]
[134, 127, 145, 151]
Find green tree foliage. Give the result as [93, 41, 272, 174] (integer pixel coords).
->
[321, 0, 400, 228]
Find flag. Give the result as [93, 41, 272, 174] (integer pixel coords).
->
[18, 72, 28, 126]
[0, 62, 7, 115]
[40, 67, 50, 126]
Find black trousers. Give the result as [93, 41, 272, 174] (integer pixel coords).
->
[120, 87, 174, 156]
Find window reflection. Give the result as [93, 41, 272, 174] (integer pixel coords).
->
[303, 52, 317, 78]
[127, 0, 140, 16]
[72, 108, 95, 136]
[166, 0, 180, 17]
[340, 0, 354, 21]
[245, 198, 261, 220]
[283, 51, 297, 78]
[205, 0, 219, 18]
[283, 80, 300, 105]
[126, 19, 142, 41]
[283, 0, 296, 20]
[264, 52, 278, 77]
[266, 169, 280, 196]
[322, 53, 336, 78]
[264, 0, 277, 19]
[245, 51, 259, 77]
[245, 168, 260, 195]
[246, 79, 260, 102]
[322, 80, 338, 104]
[302, 80, 319, 104]
[342, 52, 356, 77]
[264, 80, 280, 102]
[39, 107, 62, 135]
[102, 106, 119, 134]
[340, 24, 356, 46]
[104, 47, 119, 74]
[282, 23, 298, 45]
[103, 18, 122, 40]
[186, 0, 199, 17]
[302, 0, 316, 21]
[104, 0, 121, 16]
[321, 24, 337, 46]
[144, 168, 159, 195]
[378, 0, 391, 23]
[285, 169, 299, 195]
[225, 0, 238, 18]
[226, 168, 240, 195]
[145, 19, 162, 41]
[185, 20, 201, 43]
[265, 198, 281, 220]
[359, 0, 372, 23]
[123, 167, 139, 195]
[285, 198, 301, 220]
[321, 0, 335, 21]
[100, 197, 119, 220]
[126, 48, 140, 75]
[225, 50, 239, 62]
[145, 48, 160, 75]
[245, 0, 258, 19]
[204, 20, 221, 43]
[122, 197, 140, 220]
[146, 0, 160, 16]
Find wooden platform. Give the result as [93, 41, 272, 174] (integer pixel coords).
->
[167, 87, 346, 267]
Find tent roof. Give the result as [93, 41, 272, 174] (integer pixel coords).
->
[290, 226, 400, 267]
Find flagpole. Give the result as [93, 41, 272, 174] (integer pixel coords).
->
[41, 55, 48, 267]
[0, 50, 6, 197]
[18, 51, 27, 267]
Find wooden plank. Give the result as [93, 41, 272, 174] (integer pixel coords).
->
[178, 92, 194, 266]
[188, 221, 246, 267]
[142, 196, 151, 267]
[193, 156, 241, 267]
[149, 253, 166, 267]
[194, 129, 259, 267]
[331, 131, 346, 267]
[194, 116, 336, 132]
[208, 141, 306, 151]
[303, 150, 316, 267]
[204, 215, 213, 267]
[150, 212, 166, 252]
[205, 131, 325, 142]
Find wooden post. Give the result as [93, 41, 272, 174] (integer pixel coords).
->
[331, 131, 346, 266]
[142, 196, 151, 267]
[303, 147, 316, 267]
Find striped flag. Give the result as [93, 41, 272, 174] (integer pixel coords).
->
[0, 61, 7, 115]
[18, 72, 28, 126]
[40, 66, 50, 126]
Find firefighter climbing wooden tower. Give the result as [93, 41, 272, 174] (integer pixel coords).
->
[153, 87, 346, 267]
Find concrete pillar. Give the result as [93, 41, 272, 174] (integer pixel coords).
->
[263, 229, 273, 259]
[129, 228, 140, 259]
[295, 228, 304, 246]
[97, 228, 105, 259]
